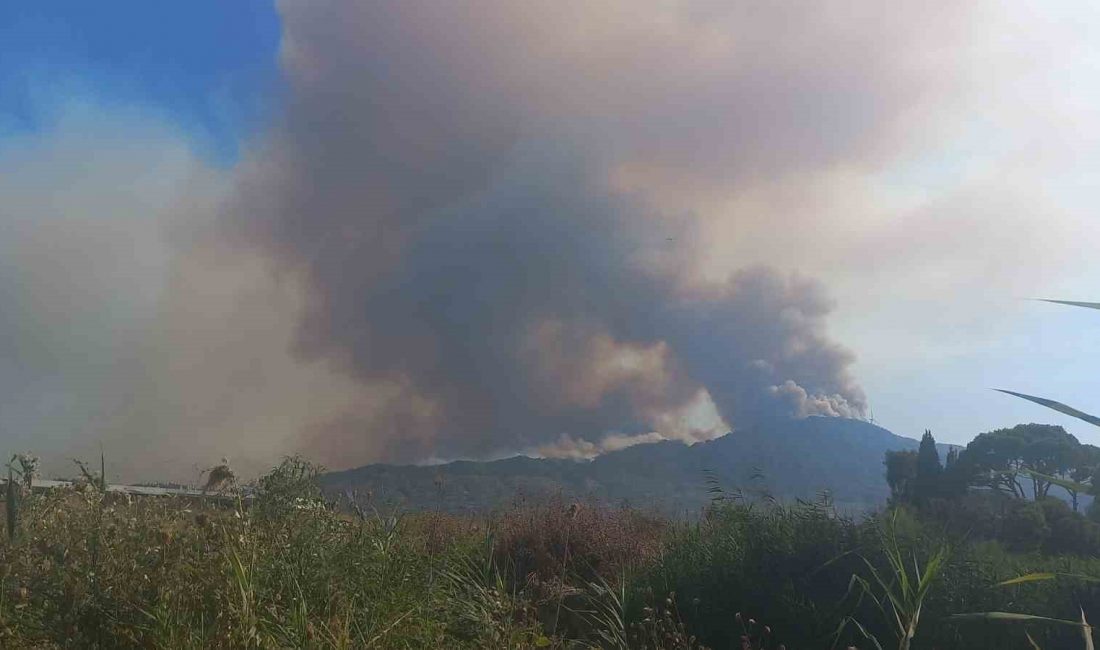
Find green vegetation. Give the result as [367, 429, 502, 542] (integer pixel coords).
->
[3, 440, 1100, 648]
[0, 457, 549, 648]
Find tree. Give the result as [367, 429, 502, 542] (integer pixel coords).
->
[994, 300, 1100, 509]
[884, 450, 918, 503]
[956, 423, 1081, 501]
[1001, 500, 1050, 552]
[938, 447, 972, 499]
[913, 430, 943, 502]
[1061, 443, 1100, 512]
[917, 431, 941, 477]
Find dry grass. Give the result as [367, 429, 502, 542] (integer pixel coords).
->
[494, 494, 667, 587]
[5, 461, 1049, 649]
[0, 457, 686, 649]
[0, 460, 547, 649]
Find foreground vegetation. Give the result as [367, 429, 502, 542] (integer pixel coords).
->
[3, 454, 1100, 649]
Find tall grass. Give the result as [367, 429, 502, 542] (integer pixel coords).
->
[0, 458, 535, 648]
[837, 513, 948, 650]
[3, 459, 1100, 648]
[5, 464, 16, 543]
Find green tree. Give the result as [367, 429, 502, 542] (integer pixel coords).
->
[938, 446, 973, 499]
[913, 430, 943, 502]
[1001, 500, 1050, 552]
[884, 450, 918, 503]
[957, 424, 1081, 501]
[995, 300, 1100, 510]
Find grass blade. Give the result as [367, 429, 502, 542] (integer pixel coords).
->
[994, 390, 1100, 428]
[1017, 469, 1091, 494]
[949, 612, 1087, 626]
[997, 573, 1058, 587]
[997, 572, 1100, 587]
[1083, 608, 1095, 650]
[5, 464, 17, 542]
[1037, 299, 1100, 311]
[1025, 630, 1042, 650]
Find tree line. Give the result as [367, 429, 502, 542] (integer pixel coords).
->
[886, 423, 1100, 509]
[885, 423, 1100, 554]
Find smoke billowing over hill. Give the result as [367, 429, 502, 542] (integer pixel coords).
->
[213, 1, 900, 465]
[17, 0, 1060, 481]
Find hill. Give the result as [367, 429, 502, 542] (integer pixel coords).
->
[321, 417, 953, 514]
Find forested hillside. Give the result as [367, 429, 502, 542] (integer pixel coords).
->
[322, 416, 955, 513]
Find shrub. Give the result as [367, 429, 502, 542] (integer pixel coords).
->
[629, 500, 872, 649]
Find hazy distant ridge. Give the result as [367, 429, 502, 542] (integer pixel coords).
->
[322, 417, 951, 514]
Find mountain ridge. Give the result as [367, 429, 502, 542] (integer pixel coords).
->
[321, 417, 953, 514]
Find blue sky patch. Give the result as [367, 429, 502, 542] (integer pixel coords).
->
[0, 0, 281, 163]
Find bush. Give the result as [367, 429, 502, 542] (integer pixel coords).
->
[628, 500, 873, 648]
[627, 500, 1100, 650]
[916, 490, 1100, 557]
[251, 456, 326, 516]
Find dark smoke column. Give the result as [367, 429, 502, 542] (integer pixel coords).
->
[222, 0, 866, 466]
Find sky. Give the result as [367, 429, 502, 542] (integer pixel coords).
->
[2, 1, 1100, 482]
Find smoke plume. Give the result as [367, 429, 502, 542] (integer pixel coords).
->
[11, 0, 1100, 475]
[212, 0, 904, 466]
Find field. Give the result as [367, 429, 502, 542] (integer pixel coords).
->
[2, 457, 1100, 649]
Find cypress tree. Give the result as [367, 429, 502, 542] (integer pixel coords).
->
[915, 430, 943, 501]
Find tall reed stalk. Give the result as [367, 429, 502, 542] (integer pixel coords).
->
[5, 463, 17, 543]
[838, 514, 948, 650]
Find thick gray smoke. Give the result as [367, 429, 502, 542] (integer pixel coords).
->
[12, 0, 1100, 477]
[217, 0, 885, 465]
